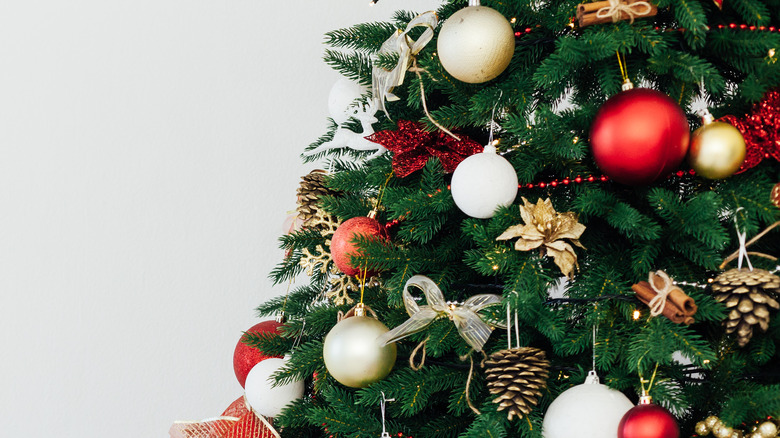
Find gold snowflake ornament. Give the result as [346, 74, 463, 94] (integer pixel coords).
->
[496, 197, 586, 278]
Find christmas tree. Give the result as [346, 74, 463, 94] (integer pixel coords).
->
[238, 0, 779, 437]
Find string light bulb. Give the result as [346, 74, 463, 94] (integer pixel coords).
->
[633, 309, 641, 320]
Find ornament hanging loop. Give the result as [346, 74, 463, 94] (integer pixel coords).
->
[733, 208, 754, 271]
[379, 391, 395, 438]
[468, 0, 480, 6]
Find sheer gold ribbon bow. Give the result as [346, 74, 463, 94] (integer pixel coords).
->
[377, 275, 503, 352]
[372, 11, 438, 118]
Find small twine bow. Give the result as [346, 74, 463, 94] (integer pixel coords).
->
[372, 11, 438, 118]
[596, 0, 653, 23]
[377, 275, 502, 352]
[647, 270, 674, 317]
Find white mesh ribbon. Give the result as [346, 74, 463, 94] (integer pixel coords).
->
[372, 11, 438, 117]
[377, 275, 502, 352]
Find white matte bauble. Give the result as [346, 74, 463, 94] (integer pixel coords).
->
[328, 77, 368, 125]
[244, 356, 304, 417]
[543, 371, 634, 438]
[451, 144, 518, 218]
[323, 314, 397, 388]
[437, 5, 515, 83]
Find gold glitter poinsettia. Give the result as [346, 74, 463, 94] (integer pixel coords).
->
[496, 197, 586, 278]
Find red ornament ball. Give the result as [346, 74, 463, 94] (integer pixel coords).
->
[331, 216, 388, 277]
[590, 88, 690, 185]
[618, 402, 680, 438]
[233, 320, 283, 388]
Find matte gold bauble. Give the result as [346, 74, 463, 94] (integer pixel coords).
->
[323, 313, 396, 388]
[436, 4, 515, 83]
[688, 119, 746, 179]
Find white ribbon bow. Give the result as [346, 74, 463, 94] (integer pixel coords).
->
[377, 275, 502, 352]
[596, 0, 653, 23]
[372, 11, 438, 118]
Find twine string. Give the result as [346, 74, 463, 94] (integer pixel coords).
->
[597, 0, 653, 24]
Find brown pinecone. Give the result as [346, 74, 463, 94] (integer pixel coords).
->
[712, 268, 780, 347]
[485, 347, 550, 421]
[296, 169, 338, 229]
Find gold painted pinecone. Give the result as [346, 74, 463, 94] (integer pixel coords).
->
[485, 347, 550, 421]
[712, 268, 780, 347]
[296, 169, 338, 228]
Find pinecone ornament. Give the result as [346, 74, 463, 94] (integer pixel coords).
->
[296, 169, 338, 229]
[485, 347, 550, 421]
[712, 268, 780, 347]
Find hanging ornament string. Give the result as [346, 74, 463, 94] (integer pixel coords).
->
[719, 220, 780, 269]
[506, 305, 520, 350]
[592, 323, 598, 372]
[638, 358, 660, 397]
[646, 270, 675, 317]
[488, 90, 505, 147]
[595, 0, 653, 24]
[372, 12, 437, 116]
[379, 391, 395, 438]
[616, 51, 632, 89]
[736, 219, 754, 271]
[410, 58, 460, 140]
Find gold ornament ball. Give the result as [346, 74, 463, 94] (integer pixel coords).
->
[436, 5, 515, 83]
[697, 421, 712, 436]
[706, 416, 722, 430]
[688, 121, 746, 179]
[757, 421, 778, 438]
[323, 315, 397, 388]
[714, 423, 734, 438]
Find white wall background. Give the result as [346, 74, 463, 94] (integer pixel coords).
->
[0, 1, 439, 436]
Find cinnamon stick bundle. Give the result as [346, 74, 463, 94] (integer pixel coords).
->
[576, 0, 658, 27]
[632, 273, 698, 325]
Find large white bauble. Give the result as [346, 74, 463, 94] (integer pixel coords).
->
[244, 356, 304, 418]
[436, 5, 515, 83]
[323, 315, 397, 388]
[328, 78, 368, 125]
[542, 371, 634, 438]
[450, 145, 518, 219]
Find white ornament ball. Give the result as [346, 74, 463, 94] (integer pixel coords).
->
[451, 145, 518, 219]
[436, 5, 515, 83]
[244, 356, 304, 418]
[323, 314, 397, 388]
[543, 372, 634, 438]
[328, 78, 368, 125]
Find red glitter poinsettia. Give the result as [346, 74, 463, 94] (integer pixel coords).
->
[718, 89, 780, 173]
[366, 120, 483, 177]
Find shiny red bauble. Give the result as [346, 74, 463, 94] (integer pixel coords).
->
[590, 88, 690, 185]
[232, 320, 283, 388]
[618, 402, 680, 438]
[331, 216, 388, 277]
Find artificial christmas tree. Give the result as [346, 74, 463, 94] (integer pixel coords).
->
[177, 0, 780, 436]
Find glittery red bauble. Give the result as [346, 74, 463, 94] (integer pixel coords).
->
[331, 216, 388, 277]
[590, 88, 690, 185]
[233, 320, 283, 388]
[618, 402, 680, 438]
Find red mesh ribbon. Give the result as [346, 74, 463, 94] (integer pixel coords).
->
[170, 396, 280, 438]
[366, 120, 483, 178]
[718, 89, 780, 173]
